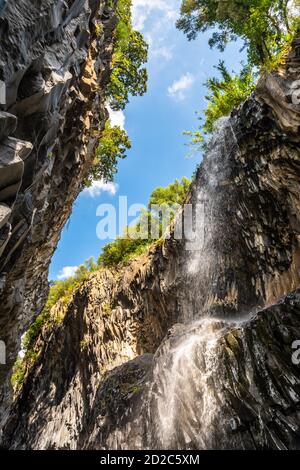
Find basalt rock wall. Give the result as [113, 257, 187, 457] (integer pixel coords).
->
[1, 16, 300, 451]
[0, 0, 117, 431]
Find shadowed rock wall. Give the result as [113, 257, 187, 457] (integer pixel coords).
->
[1, 15, 300, 452]
[0, 0, 117, 432]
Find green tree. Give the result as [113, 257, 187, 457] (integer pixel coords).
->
[183, 62, 256, 150]
[107, 0, 148, 109]
[86, 0, 148, 187]
[87, 122, 131, 184]
[98, 177, 191, 267]
[177, 0, 298, 67]
[203, 62, 256, 133]
[149, 177, 191, 207]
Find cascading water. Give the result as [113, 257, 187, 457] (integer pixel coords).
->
[187, 116, 239, 277]
[147, 319, 229, 449]
[145, 117, 250, 449]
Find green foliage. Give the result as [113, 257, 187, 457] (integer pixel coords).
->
[11, 357, 26, 392]
[184, 63, 256, 151]
[149, 177, 191, 207]
[11, 349, 39, 392]
[183, 127, 204, 156]
[95, 22, 102, 37]
[177, 0, 299, 67]
[180, 2, 298, 150]
[102, 302, 112, 316]
[107, 0, 148, 110]
[11, 258, 98, 392]
[44, 258, 97, 314]
[203, 62, 256, 134]
[87, 122, 132, 184]
[22, 312, 48, 352]
[98, 232, 152, 268]
[80, 336, 91, 351]
[98, 177, 191, 267]
[130, 384, 143, 395]
[86, 1, 147, 186]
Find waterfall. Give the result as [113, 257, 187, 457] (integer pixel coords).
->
[145, 117, 247, 449]
[147, 319, 227, 449]
[187, 116, 239, 276]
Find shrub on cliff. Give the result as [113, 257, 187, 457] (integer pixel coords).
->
[184, 63, 256, 149]
[98, 177, 191, 267]
[87, 122, 131, 184]
[11, 258, 98, 392]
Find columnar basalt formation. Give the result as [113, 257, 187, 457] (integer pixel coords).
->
[2, 37, 300, 449]
[0, 0, 117, 430]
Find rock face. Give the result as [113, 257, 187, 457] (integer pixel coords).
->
[0, 0, 117, 431]
[0, 1, 300, 449]
[2, 37, 300, 450]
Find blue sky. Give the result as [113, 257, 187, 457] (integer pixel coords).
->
[49, 0, 245, 281]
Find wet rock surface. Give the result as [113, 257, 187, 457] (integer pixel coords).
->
[83, 289, 300, 450]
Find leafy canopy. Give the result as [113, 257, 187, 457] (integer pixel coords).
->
[107, 0, 148, 110]
[180, 1, 299, 149]
[203, 62, 256, 134]
[177, 0, 299, 67]
[86, 1, 148, 186]
[149, 177, 191, 207]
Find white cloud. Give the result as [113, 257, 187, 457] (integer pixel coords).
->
[132, 0, 178, 32]
[152, 45, 173, 61]
[57, 266, 78, 280]
[132, 8, 148, 31]
[132, 0, 180, 64]
[168, 73, 195, 100]
[107, 104, 125, 130]
[82, 180, 118, 198]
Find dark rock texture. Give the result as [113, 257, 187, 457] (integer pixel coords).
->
[2, 37, 300, 450]
[1, 2, 300, 450]
[67, 289, 300, 450]
[0, 0, 117, 432]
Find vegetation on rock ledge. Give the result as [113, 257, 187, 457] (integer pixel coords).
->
[98, 177, 191, 267]
[87, 122, 132, 185]
[11, 258, 98, 392]
[180, 0, 299, 148]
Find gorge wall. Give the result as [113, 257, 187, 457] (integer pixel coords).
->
[0, 0, 117, 432]
[1, 35, 300, 449]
